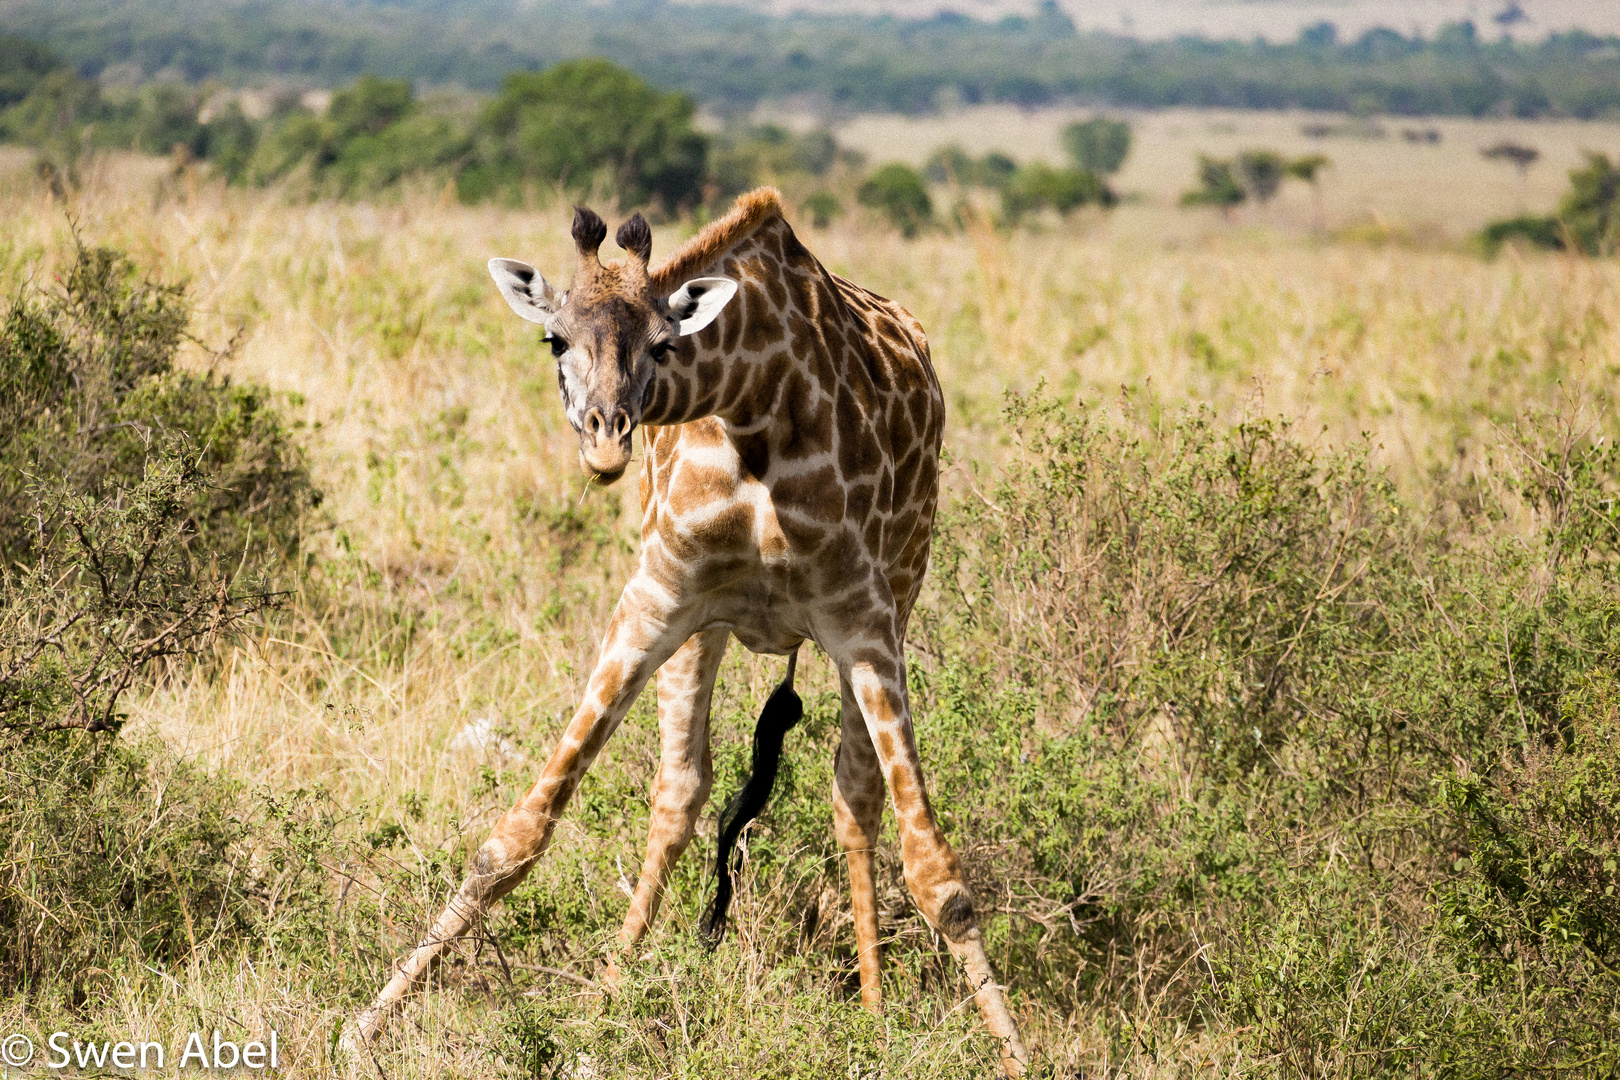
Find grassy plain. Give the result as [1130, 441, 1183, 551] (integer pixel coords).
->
[2, 119, 1618, 1077]
[821, 105, 1620, 238]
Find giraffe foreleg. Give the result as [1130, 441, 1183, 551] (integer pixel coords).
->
[353, 595, 687, 1045]
[837, 639, 1031, 1078]
[615, 628, 728, 960]
[832, 674, 886, 1011]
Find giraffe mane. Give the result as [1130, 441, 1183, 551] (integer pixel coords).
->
[650, 187, 787, 294]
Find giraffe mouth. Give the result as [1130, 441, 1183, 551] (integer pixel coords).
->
[579, 442, 632, 485]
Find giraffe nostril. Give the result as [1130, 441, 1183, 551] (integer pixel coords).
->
[612, 411, 631, 438]
[585, 408, 603, 436]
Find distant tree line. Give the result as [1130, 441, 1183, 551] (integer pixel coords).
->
[3, 0, 1619, 119]
[1, 35, 1138, 238]
[0, 44, 852, 213]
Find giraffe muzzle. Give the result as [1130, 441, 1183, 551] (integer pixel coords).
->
[579, 405, 635, 483]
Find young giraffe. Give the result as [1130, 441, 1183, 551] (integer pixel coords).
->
[355, 188, 1030, 1074]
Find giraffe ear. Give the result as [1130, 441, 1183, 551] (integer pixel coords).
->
[488, 258, 562, 324]
[666, 277, 738, 336]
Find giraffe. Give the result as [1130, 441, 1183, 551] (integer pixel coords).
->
[354, 188, 1030, 1074]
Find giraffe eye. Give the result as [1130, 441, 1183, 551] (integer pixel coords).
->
[549, 335, 569, 358]
[650, 341, 673, 363]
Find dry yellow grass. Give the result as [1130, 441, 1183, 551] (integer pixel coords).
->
[1, 137, 1618, 1076]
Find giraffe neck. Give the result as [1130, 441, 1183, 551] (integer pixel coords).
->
[642, 215, 831, 433]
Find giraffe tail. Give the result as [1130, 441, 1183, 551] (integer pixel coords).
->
[701, 649, 802, 947]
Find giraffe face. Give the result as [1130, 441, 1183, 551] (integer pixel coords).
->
[488, 211, 736, 485]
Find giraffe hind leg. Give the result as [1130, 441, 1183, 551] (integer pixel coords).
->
[838, 640, 1031, 1077]
[832, 675, 886, 1010]
[701, 650, 802, 945]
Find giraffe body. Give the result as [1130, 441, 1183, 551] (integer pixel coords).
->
[356, 189, 1028, 1074]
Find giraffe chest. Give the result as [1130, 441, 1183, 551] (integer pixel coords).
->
[638, 420, 911, 650]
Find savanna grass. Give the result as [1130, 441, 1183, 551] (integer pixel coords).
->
[0, 149, 1618, 1077]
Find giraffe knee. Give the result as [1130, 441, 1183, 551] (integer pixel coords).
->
[933, 889, 978, 942]
[467, 840, 533, 904]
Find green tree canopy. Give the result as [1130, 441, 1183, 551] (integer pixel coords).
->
[1002, 162, 1114, 222]
[461, 58, 708, 209]
[327, 74, 415, 141]
[1181, 155, 1246, 211]
[1480, 153, 1620, 256]
[1286, 153, 1330, 184]
[857, 163, 932, 237]
[0, 34, 63, 108]
[1236, 149, 1287, 205]
[1061, 116, 1131, 175]
[1559, 152, 1620, 255]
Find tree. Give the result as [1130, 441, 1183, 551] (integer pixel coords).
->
[1001, 162, 1114, 223]
[801, 191, 841, 228]
[1287, 153, 1331, 232]
[0, 34, 64, 108]
[857, 163, 932, 237]
[1559, 152, 1620, 255]
[463, 58, 708, 209]
[1482, 141, 1540, 178]
[197, 103, 259, 183]
[1061, 116, 1131, 175]
[1286, 153, 1330, 185]
[130, 83, 204, 157]
[1236, 150, 1286, 205]
[1483, 141, 1542, 212]
[1181, 155, 1246, 214]
[327, 74, 415, 141]
[924, 144, 976, 185]
[1478, 153, 1620, 256]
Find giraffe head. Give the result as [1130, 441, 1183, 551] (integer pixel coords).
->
[488, 207, 737, 484]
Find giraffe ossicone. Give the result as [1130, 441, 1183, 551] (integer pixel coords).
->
[354, 188, 1030, 1075]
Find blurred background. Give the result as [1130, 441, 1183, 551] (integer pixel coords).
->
[2, 0, 1618, 245]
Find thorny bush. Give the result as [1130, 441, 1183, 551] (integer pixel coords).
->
[0, 241, 341, 996]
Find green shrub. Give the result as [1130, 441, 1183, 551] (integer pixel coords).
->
[1237, 148, 1287, 204]
[1000, 162, 1114, 222]
[924, 145, 1018, 190]
[1181, 154, 1246, 210]
[711, 124, 841, 197]
[801, 190, 841, 228]
[909, 392, 1620, 1058]
[244, 75, 469, 196]
[327, 74, 415, 141]
[0, 34, 66, 108]
[1480, 152, 1620, 257]
[857, 163, 932, 237]
[197, 101, 260, 182]
[0, 242, 316, 568]
[129, 82, 204, 156]
[1481, 213, 1565, 253]
[2, 238, 316, 733]
[1060, 116, 1131, 175]
[0, 241, 333, 995]
[1558, 151, 1620, 256]
[1434, 658, 1620, 1071]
